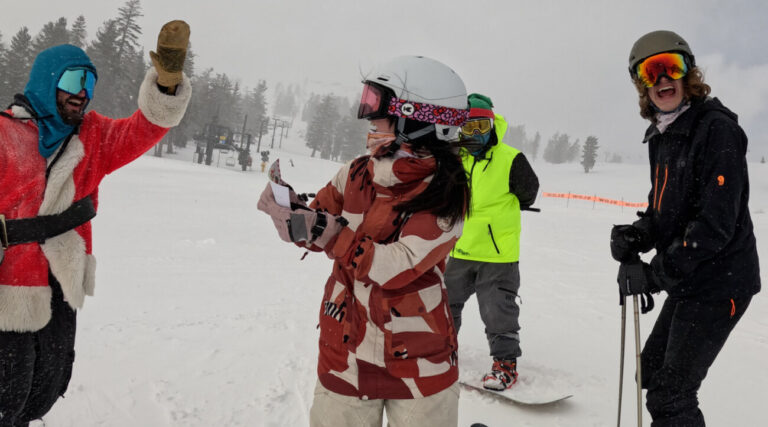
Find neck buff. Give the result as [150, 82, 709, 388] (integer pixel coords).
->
[655, 102, 691, 134]
[23, 44, 98, 158]
[366, 131, 396, 157]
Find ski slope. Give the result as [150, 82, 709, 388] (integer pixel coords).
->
[39, 136, 768, 426]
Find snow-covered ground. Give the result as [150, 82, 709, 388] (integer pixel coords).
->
[39, 134, 767, 427]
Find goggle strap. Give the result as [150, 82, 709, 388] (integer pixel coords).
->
[395, 117, 434, 144]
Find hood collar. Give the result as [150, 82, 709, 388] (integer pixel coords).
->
[642, 97, 736, 144]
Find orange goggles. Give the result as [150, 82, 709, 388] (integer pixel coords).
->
[635, 52, 688, 88]
[460, 118, 493, 137]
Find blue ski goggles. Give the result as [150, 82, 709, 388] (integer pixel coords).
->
[57, 68, 96, 99]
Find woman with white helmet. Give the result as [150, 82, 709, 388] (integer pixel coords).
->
[259, 55, 470, 426]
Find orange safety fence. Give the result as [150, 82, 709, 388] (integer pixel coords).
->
[542, 192, 649, 208]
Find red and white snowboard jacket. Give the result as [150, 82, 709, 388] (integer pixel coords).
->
[0, 68, 191, 332]
[309, 152, 462, 400]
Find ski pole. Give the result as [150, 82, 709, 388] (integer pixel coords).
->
[617, 297, 626, 427]
[633, 295, 643, 427]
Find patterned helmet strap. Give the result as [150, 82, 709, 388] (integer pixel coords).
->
[389, 96, 469, 127]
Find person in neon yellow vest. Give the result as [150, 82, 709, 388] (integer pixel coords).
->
[445, 93, 539, 391]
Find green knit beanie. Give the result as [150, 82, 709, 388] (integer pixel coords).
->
[468, 93, 494, 119]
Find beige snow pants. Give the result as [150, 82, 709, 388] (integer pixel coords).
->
[309, 381, 459, 427]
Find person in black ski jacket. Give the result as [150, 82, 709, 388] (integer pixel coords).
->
[611, 30, 760, 426]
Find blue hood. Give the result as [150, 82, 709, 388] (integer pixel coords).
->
[24, 44, 98, 158]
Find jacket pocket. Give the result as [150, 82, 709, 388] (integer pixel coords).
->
[383, 284, 455, 378]
[317, 280, 358, 373]
[487, 224, 500, 254]
[453, 216, 502, 259]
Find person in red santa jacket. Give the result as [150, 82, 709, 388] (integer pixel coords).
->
[0, 21, 191, 425]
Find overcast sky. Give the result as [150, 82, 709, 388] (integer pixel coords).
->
[2, 0, 766, 161]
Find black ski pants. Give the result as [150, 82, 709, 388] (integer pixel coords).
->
[0, 273, 77, 427]
[445, 258, 521, 360]
[641, 295, 751, 427]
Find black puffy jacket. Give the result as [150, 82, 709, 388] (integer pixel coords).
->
[634, 97, 761, 300]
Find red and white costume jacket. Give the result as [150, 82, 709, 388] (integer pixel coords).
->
[0, 68, 191, 332]
[309, 152, 462, 400]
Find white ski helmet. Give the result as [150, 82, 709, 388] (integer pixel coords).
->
[358, 55, 469, 143]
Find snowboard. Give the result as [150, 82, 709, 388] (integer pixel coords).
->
[459, 380, 572, 406]
[458, 349, 574, 406]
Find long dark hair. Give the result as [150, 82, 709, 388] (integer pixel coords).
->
[387, 120, 470, 227]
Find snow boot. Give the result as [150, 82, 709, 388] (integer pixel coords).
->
[482, 359, 518, 391]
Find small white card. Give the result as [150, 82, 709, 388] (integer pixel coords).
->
[270, 181, 291, 207]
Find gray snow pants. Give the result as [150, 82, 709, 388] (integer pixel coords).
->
[444, 257, 521, 360]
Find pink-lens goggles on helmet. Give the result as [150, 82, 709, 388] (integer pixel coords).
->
[357, 82, 469, 127]
[357, 82, 390, 120]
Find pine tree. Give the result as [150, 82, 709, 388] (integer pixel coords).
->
[567, 138, 581, 162]
[87, 19, 121, 116]
[543, 132, 572, 164]
[183, 42, 195, 77]
[581, 135, 599, 173]
[274, 84, 297, 119]
[114, 0, 143, 59]
[210, 73, 239, 129]
[530, 132, 541, 161]
[4, 27, 33, 103]
[306, 94, 339, 158]
[302, 93, 321, 122]
[505, 124, 526, 151]
[244, 81, 268, 136]
[112, 0, 145, 117]
[335, 103, 368, 161]
[86, 0, 146, 117]
[70, 15, 87, 48]
[0, 31, 7, 102]
[31, 17, 70, 57]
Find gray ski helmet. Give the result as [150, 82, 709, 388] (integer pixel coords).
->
[628, 30, 695, 76]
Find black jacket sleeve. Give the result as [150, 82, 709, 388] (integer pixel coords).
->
[508, 153, 539, 208]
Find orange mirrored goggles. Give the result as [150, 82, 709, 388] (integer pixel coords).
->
[635, 52, 689, 88]
[460, 118, 493, 137]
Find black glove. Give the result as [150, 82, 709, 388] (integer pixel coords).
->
[610, 224, 650, 263]
[617, 261, 659, 313]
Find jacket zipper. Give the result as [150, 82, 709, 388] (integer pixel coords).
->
[487, 224, 501, 254]
[482, 152, 493, 172]
[469, 157, 478, 190]
[657, 164, 669, 213]
[653, 164, 660, 210]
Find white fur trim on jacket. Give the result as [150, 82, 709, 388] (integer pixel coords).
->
[138, 67, 192, 128]
[41, 230, 88, 309]
[0, 285, 52, 332]
[37, 135, 91, 309]
[84, 254, 97, 296]
[39, 136, 83, 216]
